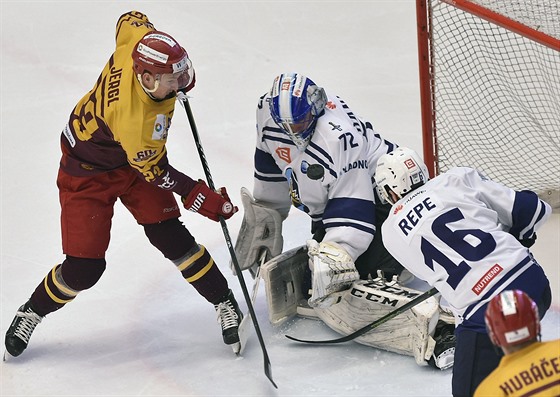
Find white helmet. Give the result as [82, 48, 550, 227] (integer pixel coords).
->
[374, 147, 429, 204]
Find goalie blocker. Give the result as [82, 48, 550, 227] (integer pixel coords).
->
[231, 188, 284, 277]
[260, 246, 456, 369]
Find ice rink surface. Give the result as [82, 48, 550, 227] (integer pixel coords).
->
[1, 1, 558, 396]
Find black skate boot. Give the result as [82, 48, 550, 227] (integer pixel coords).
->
[428, 321, 456, 370]
[5, 301, 44, 357]
[214, 289, 243, 345]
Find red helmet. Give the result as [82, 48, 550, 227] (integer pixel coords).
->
[132, 30, 194, 90]
[485, 290, 540, 348]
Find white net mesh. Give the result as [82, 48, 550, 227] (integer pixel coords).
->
[425, 0, 560, 207]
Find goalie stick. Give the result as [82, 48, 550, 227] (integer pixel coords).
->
[179, 96, 277, 389]
[285, 287, 439, 344]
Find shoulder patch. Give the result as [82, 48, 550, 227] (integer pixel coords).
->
[152, 114, 170, 140]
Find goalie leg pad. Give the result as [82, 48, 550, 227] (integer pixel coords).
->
[313, 278, 441, 366]
[232, 187, 283, 275]
[261, 246, 309, 324]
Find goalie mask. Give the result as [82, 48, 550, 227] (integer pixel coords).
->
[269, 73, 327, 151]
[485, 290, 541, 348]
[374, 147, 429, 204]
[132, 31, 195, 93]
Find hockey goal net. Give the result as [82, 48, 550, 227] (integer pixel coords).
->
[417, 0, 560, 208]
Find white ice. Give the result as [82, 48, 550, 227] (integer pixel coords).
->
[1, 1, 558, 396]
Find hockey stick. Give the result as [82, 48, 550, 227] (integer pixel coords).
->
[285, 287, 439, 344]
[234, 251, 266, 356]
[179, 96, 277, 389]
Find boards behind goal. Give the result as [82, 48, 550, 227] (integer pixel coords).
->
[416, 0, 560, 208]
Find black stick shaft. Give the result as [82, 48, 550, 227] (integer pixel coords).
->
[181, 97, 277, 388]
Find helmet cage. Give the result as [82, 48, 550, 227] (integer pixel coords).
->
[269, 73, 327, 151]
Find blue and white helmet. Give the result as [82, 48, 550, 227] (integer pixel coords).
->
[269, 73, 327, 151]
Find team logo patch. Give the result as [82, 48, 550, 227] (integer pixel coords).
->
[133, 149, 157, 162]
[152, 114, 170, 140]
[329, 122, 342, 131]
[222, 202, 233, 214]
[404, 158, 416, 169]
[276, 147, 291, 163]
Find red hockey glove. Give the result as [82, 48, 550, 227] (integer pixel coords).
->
[182, 180, 238, 222]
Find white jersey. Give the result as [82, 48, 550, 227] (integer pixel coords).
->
[253, 92, 396, 261]
[381, 167, 552, 324]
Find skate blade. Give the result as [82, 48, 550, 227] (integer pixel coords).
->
[231, 341, 242, 355]
[3, 350, 14, 362]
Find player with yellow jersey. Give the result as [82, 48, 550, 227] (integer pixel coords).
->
[5, 11, 243, 359]
[475, 290, 560, 397]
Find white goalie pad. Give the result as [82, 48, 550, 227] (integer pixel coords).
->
[260, 245, 309, 324]
[231, 187, 283, 276]
[261, 246, 453, 366]
[314, 278, 442, 366]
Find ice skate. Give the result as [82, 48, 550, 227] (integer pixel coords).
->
[214, 289, 243, 345]
[5, 301, 44, 358]
[428, 321, 456, 370]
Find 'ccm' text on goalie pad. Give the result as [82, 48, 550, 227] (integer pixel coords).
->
[314, 279, 441, 366]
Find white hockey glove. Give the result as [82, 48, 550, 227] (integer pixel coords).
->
[307, 240, 359, 308]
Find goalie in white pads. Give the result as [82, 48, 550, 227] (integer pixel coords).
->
[233, 74, 456, 367]
[234, 72, 410, 305]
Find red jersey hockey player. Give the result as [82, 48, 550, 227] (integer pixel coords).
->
[5, 10, 242, 359]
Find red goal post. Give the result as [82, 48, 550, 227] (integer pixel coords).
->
[416, 0, 560, 208]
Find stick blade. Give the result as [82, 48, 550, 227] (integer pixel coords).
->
[264, 358, 278, 389]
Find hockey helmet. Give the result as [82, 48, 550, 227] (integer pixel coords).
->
[132, 31, 194, 91]
[269, 73, 327, 151]
[485, 289, 540, 348]
[374, 147, 429, 204]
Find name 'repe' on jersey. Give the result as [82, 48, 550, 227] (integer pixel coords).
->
[381, 167, 551, 323]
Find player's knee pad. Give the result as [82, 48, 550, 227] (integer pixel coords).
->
[143, 218, 196, 261]
[61, 256, 106, 291]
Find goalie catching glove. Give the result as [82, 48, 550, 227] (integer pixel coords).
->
[182, 180, 238, 222]
[307, 240, 359, 308]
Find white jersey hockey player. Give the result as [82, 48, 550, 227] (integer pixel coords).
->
[233, 73, 455, 370]
[239, 72, 404, 306]
[374, 147, 552, 397]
